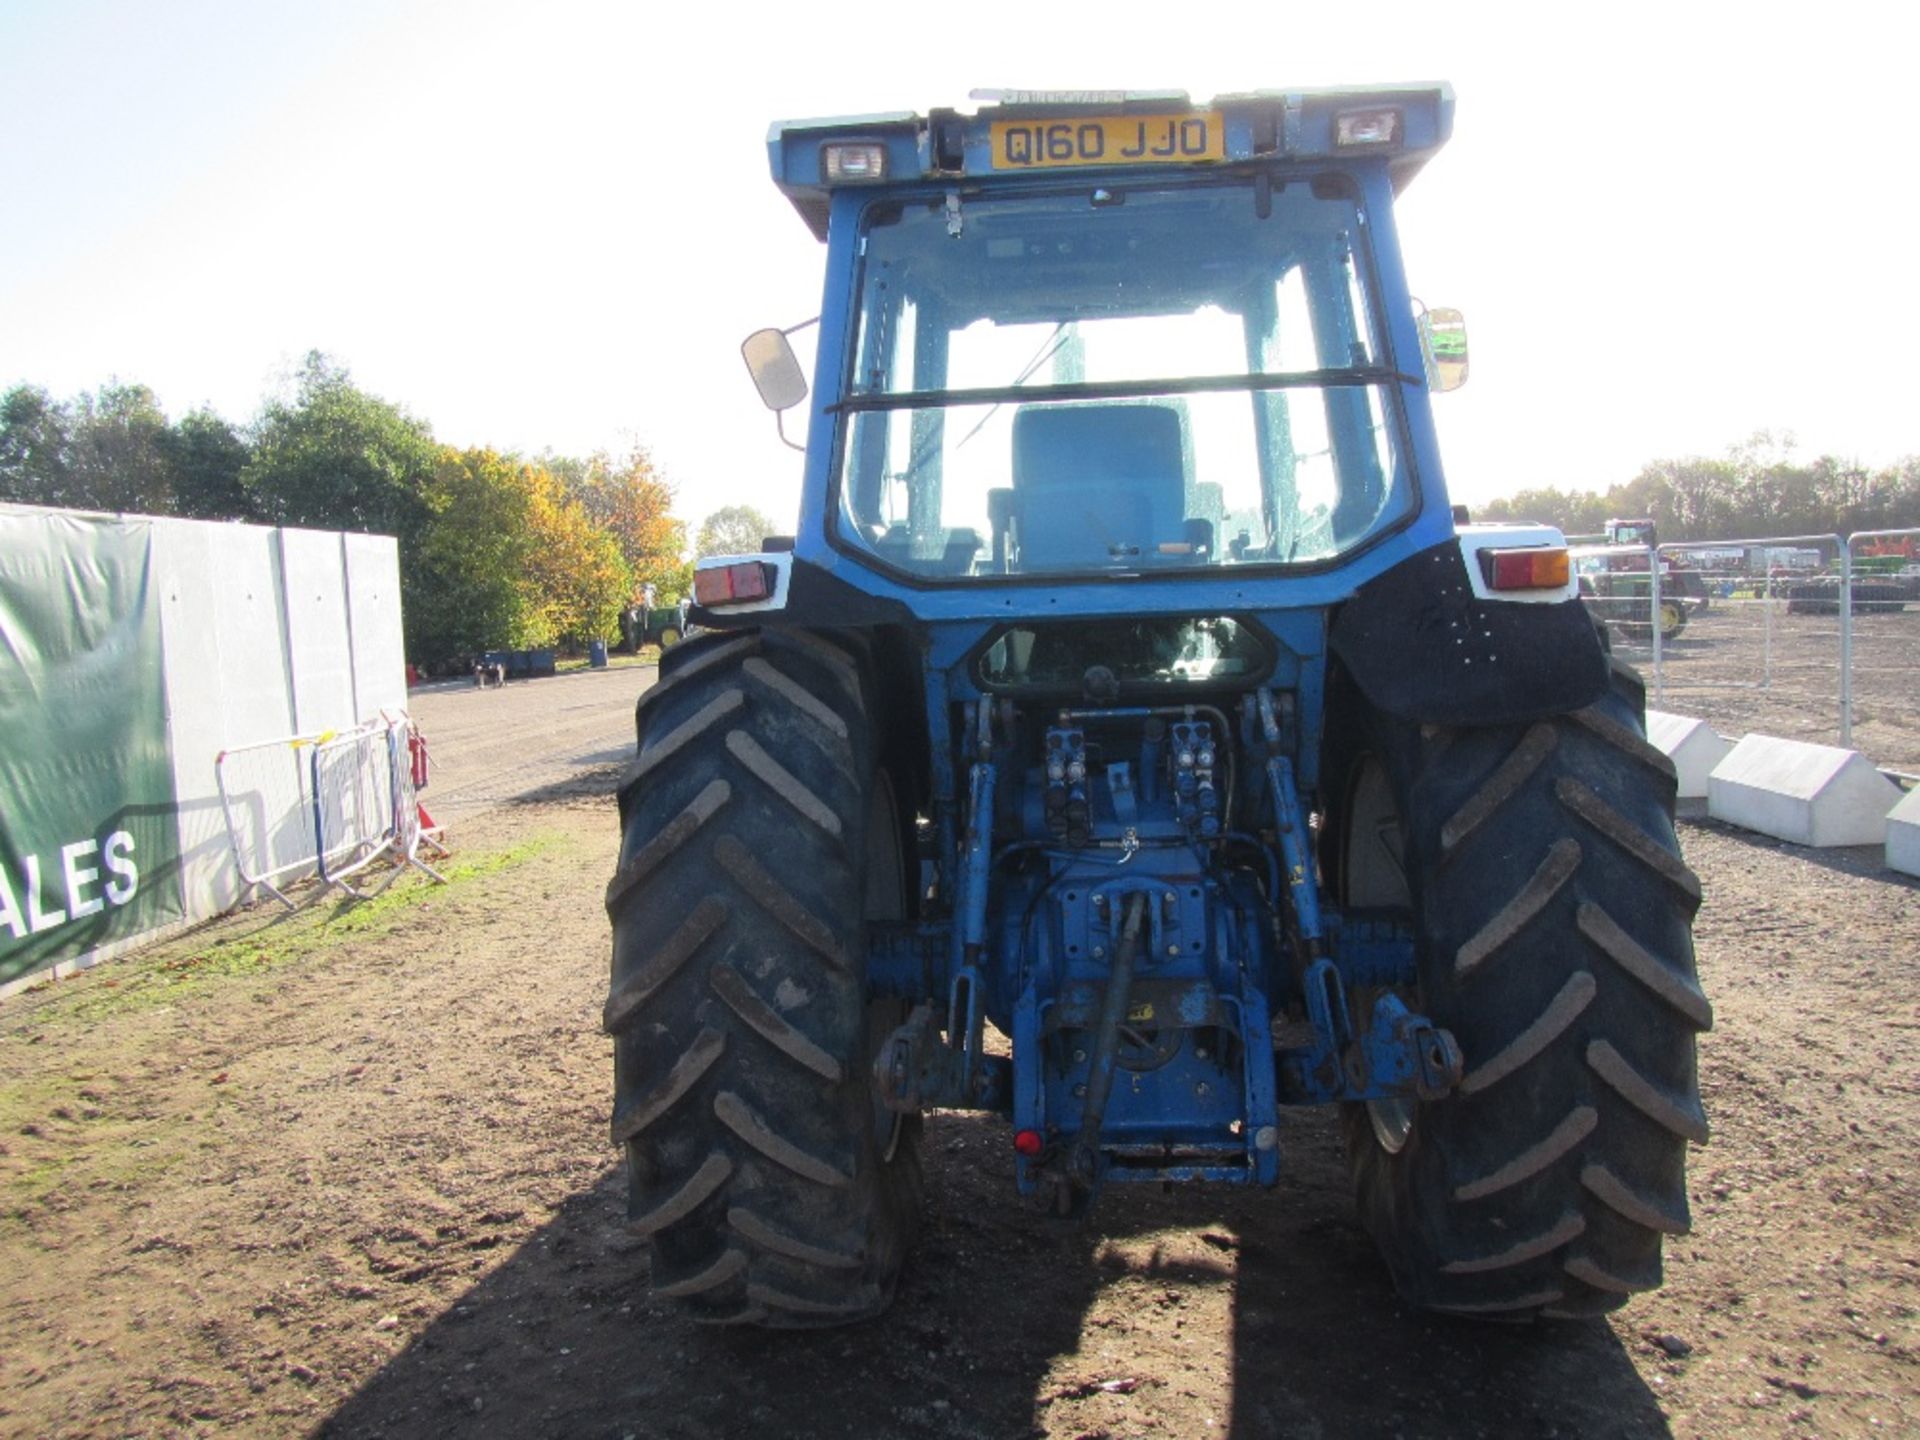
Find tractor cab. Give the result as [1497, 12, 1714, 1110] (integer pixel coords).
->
[1606, 517, 1658, 549]
[733, 87, 1473, 615]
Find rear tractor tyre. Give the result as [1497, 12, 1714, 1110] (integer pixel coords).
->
[1324, 657, 1712, 1319]
[604, 627, 921, 1327]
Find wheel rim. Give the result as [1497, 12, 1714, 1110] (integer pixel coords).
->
[1368, 1098, 1416, 1154]
[1341, 758, 1408, 907]
[1341, 756, 1420, 1155]
[865, 1003, 906, 1163]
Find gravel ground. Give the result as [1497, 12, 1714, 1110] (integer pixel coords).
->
[1605, 601, 1920, 773]
[404, 661, 652, 820]
[0, 664, 1914, 1439]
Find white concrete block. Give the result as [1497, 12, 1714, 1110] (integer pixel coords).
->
[153, 518, 244, 917]
[1645, 710, 1733, 800]
[1707, 734, 1902, 848]
[207, 525, 296, 744]
[278, 528, 356, 734]
[343, 532, 406, 718]
[1887, 787, 1920, 877]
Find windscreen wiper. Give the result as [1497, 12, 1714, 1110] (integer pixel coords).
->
[951, 322, 1071, 451]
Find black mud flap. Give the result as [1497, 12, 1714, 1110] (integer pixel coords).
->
[1329, 540, 1608, 727]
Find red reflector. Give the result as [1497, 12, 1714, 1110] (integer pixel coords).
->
[692, 561, 772, 606]
[1481, 546, 1570, 591]
[1013, 1129, 1045, 1157]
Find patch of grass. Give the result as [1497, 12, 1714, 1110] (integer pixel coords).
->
[555, 649, 658, 673]
[12, 835, 566, 1030]
[0, 1069, 206, 1214]
[2, 1127, 193, 1213]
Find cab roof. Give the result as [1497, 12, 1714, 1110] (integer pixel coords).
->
[768, 84, 1454, 240]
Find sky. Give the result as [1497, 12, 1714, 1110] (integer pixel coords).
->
[3, 1, 1915, 536]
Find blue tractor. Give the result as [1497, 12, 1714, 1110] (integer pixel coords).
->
[605, 86, 1711, 1327]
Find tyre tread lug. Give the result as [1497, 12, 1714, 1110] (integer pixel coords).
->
[603, 896, 729, 1034]
[1454, 1105, 1597, 1200]
[627, 1152, 732, 1238]
[1439, 722, 1557, 857]
[1586, 1039, 1711, 1145]
[1454, 838, 1581, 977]
[713, 1090, 852, 1187]
[609, 1025, 726, 1145]
[710, 963, 844, 1082]
[1577, 901, 1713, 1030]
[1440, 1210, 1585, 1275]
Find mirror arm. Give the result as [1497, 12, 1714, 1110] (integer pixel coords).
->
[775, 409, 806, 455]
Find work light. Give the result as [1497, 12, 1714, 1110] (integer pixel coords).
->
[1334, 108, 1401, 147]
[823, 143, 888, 181]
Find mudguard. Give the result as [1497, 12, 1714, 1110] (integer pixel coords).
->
[690, 555, 921, 633]
[1329, 539, 1609, 727]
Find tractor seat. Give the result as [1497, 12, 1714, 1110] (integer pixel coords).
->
[1011, 403, 1189, 569]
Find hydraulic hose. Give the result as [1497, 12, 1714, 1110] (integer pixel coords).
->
[1067, 891, 1148, 1191]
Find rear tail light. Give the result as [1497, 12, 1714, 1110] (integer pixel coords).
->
[693, 561, 773, 606]
[1480, 546, 1571, 591]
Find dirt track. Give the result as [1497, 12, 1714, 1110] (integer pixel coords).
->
[1, 665, 1916, 1439]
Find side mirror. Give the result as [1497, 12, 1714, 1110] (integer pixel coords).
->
[1416, 307, 1469, 392]
[741, 328, 809, 412]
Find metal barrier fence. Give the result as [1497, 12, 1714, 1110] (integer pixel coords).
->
[214, 731, 326, 909]
[1570, 528, 1920, 773]
[310, 725, 400, 894]
[215, 714, 446, 910]
[374, 710, 448, 892]
[1838, 527, 1920, 771]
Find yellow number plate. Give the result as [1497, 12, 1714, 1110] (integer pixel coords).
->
[988, 114, 1224, 170]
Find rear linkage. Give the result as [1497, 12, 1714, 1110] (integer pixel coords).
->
[873, 687, 1462, 1216]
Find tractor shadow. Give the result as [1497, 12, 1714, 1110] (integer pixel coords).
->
[504, 759, 628, 812]
[317, 1111, 1670, 1440]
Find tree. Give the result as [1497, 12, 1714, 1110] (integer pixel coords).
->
[1644, 458, 1737, 540]
[409, 447, 543, 663]
[1476, 485, 1610, 537]
[560, 444, 690, 602]
[2, 382, 258, 520]
[65, 383, 173, 515]
[695, 503, 775, 558]
[0, 385, 74, 507]
[520, 463, 631, 645]
[1479, 435, 1920, 546]
[243, 352, 435, 536]
[0, 382, 182, 515]
[406, 450, 634, 662]
[160, 407, 253, 520]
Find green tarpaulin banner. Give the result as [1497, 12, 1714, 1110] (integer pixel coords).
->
[0, 512, 184, 984]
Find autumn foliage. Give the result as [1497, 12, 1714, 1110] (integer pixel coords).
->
[559, 445, 693, 603]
